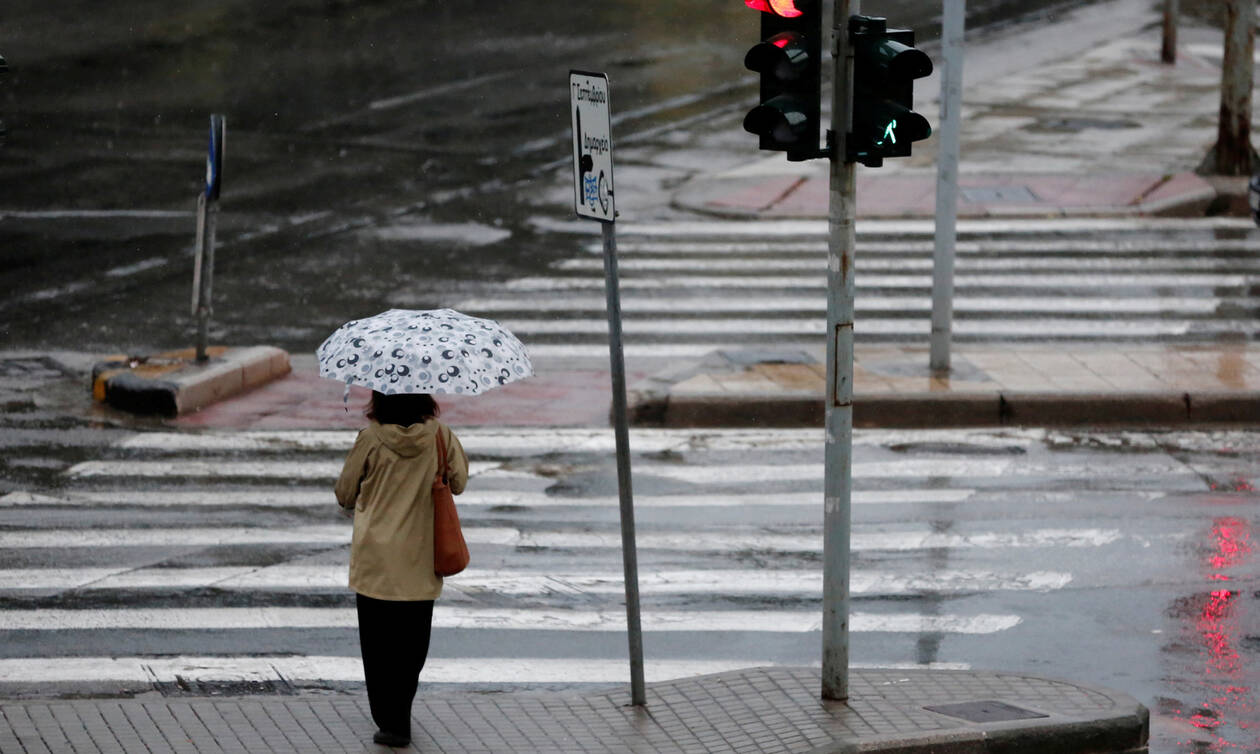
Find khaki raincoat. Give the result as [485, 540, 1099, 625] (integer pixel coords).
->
[335, 419, 469, 601]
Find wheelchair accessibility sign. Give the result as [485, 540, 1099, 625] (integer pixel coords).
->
[570, 71, 615, 223]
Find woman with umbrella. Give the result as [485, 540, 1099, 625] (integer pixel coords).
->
[324, 309, 533, 748]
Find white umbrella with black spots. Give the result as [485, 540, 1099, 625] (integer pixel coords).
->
[317, 308, 533, 397]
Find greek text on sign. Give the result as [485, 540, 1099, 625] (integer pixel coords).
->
[570, 71, 615, 222]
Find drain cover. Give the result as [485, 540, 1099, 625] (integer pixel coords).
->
[718, 349, 816, 366]
[923, 700, 1049, 723]
[153, 677, 296, 697]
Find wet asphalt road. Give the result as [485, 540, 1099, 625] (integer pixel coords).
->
[0, 420, 1257, 752]
[1, 0, 1091, 355]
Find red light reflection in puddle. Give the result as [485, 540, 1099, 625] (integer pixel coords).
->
[1173, 517, 1255, 750]
[1207, 478, 1257, 493]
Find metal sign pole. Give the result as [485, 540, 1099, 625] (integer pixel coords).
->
[929, 0, 964, 373]
[601, 219, 646, 707]
[822, 0, 858, 702]
[194, 199, 218, 362]
[570, 71, 644, 706]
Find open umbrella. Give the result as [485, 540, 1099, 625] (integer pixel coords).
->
[317, 308, 533, 396]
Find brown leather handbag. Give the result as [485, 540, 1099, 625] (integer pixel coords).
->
[432, 427, 470, 577]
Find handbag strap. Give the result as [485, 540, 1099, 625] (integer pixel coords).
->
[433, 424, 448, 482]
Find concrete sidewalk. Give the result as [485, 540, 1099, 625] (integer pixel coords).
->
[629, 344, 1260, 428]
[0, 668, 1148, 754]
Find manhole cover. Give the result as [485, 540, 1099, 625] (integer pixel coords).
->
[153, 677, 296, 697]
[923, 700, 1050, 723]
[961, 185, 1039, 203]
[718, 349, 817, 366]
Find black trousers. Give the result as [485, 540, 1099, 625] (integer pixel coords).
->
[356, 593, 434, 738]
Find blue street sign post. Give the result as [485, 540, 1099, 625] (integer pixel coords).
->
[192, 114, 225, 362]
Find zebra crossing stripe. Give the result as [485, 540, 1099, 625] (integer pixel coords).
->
[458, 294, 1227, 315]
[0, 489, 978, 508]
[0, 566, 1072, 595]
[0, 525, 1126, 551]
[62, 459, 507, 479]
[109, 427, 1050, 454]
[491, 317, 1203, 337]
[501, 273, 1251, 290]
[0, 606, 1022, 634]
[531, 216, 1255, 238]
[62, 456, 1202, 485]
[0, 656, 971, 685]
[603, 238, 1260, 255]
[492, 317, 1233, 339]
[555, 256, 1260, 273]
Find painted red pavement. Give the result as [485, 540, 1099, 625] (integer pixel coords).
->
[173, 368, 634, 430]
[685, 171, 1216, 218]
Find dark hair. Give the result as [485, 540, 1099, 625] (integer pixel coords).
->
[366, 391, 440, 426]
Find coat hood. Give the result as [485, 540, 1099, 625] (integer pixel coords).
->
[366, 419, 438, 458]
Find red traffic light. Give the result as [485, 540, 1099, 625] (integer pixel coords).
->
[745, 0, 802, 18]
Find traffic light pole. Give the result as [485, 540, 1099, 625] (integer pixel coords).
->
[822, 0, 857, 703]
[929, 0, 964, 373]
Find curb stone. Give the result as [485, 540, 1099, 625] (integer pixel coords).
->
[92, 345, 290, 417]
[643, 390, 1260, 428]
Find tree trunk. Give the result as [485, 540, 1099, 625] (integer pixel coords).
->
[1211, 0, 1257, 175]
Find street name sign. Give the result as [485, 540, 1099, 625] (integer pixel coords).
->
[570, 70, 615, 222]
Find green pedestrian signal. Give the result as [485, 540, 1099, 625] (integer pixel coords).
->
[848, 15, 933, 167]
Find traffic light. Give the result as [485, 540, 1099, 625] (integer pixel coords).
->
[742, 0, 823, 161]
[848, 15, 933, 168]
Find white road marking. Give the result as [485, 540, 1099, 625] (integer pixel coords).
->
[458, 293, 1226, 315]
[604, 238, 1260, 255]
[107, 427, 1070, 455]
[493, 315, 1215, 338]
[0, 488, 977, 508]
[0, 525, 501, 549]
[517, 528, 1125, 552]
[555, 256, 1260, 273]
[63, 459, 505, 479]
[0, 525, 1125, 551]
[103, 257, 169, 278]
[0, 656, 970, 685]
[502, 273, 1252, 291]
[527, 216, 1257, 238]
[61, 456, 1201, 486]
[0, 606, 1021, 634]
[0, 566, 1070, 595]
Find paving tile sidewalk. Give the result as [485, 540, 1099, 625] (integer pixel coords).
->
[0, 668, 1148, 754]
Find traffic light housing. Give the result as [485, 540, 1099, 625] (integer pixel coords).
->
[742, 0, 823, 161]
[848, 15, 933, 167]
